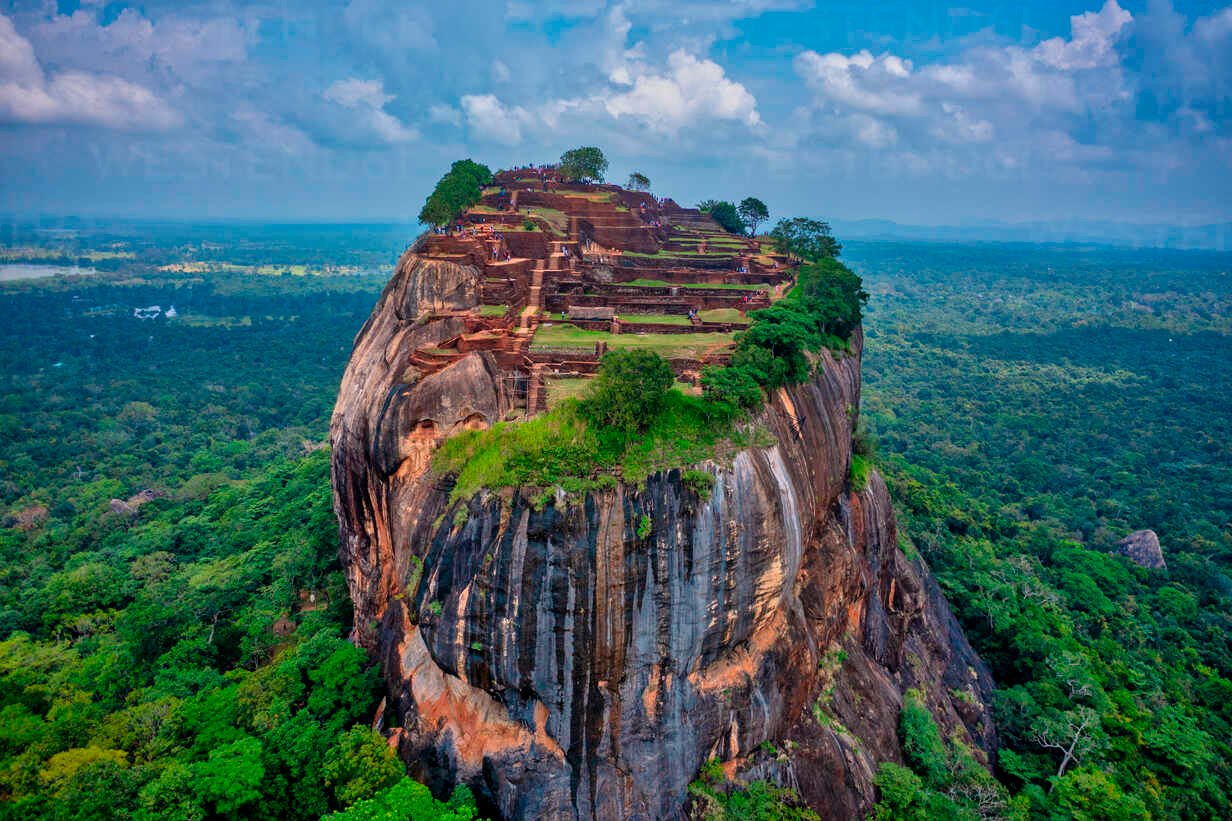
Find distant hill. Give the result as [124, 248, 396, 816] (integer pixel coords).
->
[833, 217, 1232, 251]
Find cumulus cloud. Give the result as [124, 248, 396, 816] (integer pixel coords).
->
[29, 8, 253, 85]
[323, 78, 417, 144]
[458, 46, 761, 144]
[1034, 0, 1132, 69]
[605, 50, 761, 132]
[460, 93, 531, 144]
[791, 0, 1143, 169]
[0, 14, 181, 130]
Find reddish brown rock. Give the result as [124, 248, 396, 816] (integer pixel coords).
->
[330, 251, 995, 820]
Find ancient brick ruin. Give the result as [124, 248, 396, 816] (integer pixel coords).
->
[410, 165, 798, 413]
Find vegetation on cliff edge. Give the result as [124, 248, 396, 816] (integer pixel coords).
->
[434, 241, 867, 502]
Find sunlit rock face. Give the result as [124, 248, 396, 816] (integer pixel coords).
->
[331, 251, 995, 820]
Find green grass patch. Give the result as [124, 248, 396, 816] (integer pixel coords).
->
[625, 249, 737, 258]
[434, 392, 757, 505]
[850, 454, 872, 491]
[617, 313, 692, 325]
[621, 278, 769, 291]
[698, 308, 749, 324]
[523, 206, 568, 234]
[560, 191, 614, 202]
[545, 377, 591, 406]
[531, 323, 735, 358]
[478, 304, 509, 316]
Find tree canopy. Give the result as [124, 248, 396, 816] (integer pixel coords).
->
[627, 172, 651, 191]
[769, 217, 842, 261]
[699, 200, 744, 235]
[559, 146, 608, 183]
[582, 348, 673, 432]
[417, 159, 493, 227]
[738, 197, 770, 236]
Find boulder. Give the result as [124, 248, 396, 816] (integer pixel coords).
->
[1116, 529, 1166, 569]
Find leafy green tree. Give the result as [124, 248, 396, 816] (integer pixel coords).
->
[322, 779, 479, 821]
[770, 217, 841, 260]
[898, 690, 949, 789]
[193, 735, 265, 816]
[627, 172, 651, 191]
[1050, 767, 1149, 821]
[417, 160, 493, 227]
[582, 349, 673, 433]
[689, 758, 819, 821]
[699, 200, 744, 235]
[794, 258, 868, 340]
[701, 365, 762, 412]
[873, 763, 956, 821]
[323, 727, 405, 808]
[559, 146, 608, 183]
[737, 197, 770, 236]
[136, 761, 205, 821]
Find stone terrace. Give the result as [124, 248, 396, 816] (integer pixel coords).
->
[411, 165, 798, 414]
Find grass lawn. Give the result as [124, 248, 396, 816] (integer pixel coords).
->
[698, 308, 749, 324]
[478, 304, 509, 316]
[545, 377, 591, 405]
[616, 313, 692, 325]
[524, 206, 568, 234]
[622, 278, 769, 291]
[560, 191, 614, 202]
[531, 323, 735, 358]
[615, 310, 748, 325]
[624, 249, 736, 258]
[545, 376, 696, 408]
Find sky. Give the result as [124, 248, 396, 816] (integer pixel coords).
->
[0, 0, 1230, 227]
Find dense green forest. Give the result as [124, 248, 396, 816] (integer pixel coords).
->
[848, 241, 1232, 819]
[1, 230, 1229, 819]
[0, 245, 479, 818]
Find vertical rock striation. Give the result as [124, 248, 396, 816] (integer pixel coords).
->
[331, 251, 995, 820]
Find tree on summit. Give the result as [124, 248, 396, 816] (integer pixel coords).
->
[559, 146, 608, 183]
[418, 159, 492, 227]
[738, 197, 769, 236]
[769, 217, 841, 261]
[698, 200, 744, 235]
[627, 171, 651, 191]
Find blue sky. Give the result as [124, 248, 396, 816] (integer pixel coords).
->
[1, 1, 1229, 226]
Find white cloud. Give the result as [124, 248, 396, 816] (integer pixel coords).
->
[428, 104, 463, 127]
[324, 78, 393, 110]
[791, 0, 1138, 172]
[458, 47, 761, 144]
[0, 14, 180, 130]
[794, 50, 923, 116]
[1034, 0, 1132, 70]
[460, 93, 530, 144]
[30, 8, 253, 87]
[323, 77, 417, 144]
[604, 50, 761, 133]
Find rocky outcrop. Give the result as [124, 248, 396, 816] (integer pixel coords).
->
[331, 250, 995, 820]
[1115, 529, 1166, 569]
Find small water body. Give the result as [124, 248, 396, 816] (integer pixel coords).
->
[0, 264, 99, 282]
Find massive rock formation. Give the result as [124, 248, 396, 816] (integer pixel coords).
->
[331, 249, 996, 820]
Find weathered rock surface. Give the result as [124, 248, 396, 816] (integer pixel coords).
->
[331, 250, 995, 820]
[1116, 529, 1166, 569]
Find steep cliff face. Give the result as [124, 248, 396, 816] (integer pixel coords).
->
[331, 250, 995, 820]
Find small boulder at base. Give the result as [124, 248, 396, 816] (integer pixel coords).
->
[1116, 529, 1166, 569]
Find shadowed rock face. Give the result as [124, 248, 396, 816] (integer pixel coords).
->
[331, 251, 996, 820]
